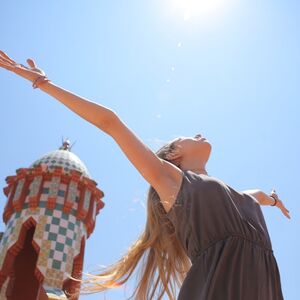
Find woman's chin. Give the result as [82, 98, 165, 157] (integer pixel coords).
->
[204, 141, 212, 156]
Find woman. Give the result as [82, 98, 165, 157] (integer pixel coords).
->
[0, 51, 290, 300]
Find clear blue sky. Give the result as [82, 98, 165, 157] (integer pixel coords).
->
[0, 1, 299, 299]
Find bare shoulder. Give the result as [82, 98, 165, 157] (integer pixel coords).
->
[107, 115, 183, 211]
[153, 162, 184, 213]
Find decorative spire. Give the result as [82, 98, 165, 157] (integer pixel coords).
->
[59, 138, 71, 151]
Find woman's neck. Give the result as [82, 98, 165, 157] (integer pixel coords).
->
[188, 168, 208, 175]
[180, 159, 209, 176]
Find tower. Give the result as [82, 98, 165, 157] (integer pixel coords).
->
[0, 141, 105, 299]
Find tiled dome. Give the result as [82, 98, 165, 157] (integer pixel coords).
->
[30, 149, 91, 178]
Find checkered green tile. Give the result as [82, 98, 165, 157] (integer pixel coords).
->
[43, 286, 67, 299]
[0, 199, 88, 281]
[28, 176, 43, 197]
[30, 149, 91, 178]
[13, 179, 25, 203]
[83, 190, 91, 211]
[49, 177, 60, 198]
[66, 181, 77, 203]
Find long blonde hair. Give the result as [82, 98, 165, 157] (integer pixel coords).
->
[80, 141, 191, 300]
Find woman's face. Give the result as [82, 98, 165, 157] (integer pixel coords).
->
[171, 133, 212, 162]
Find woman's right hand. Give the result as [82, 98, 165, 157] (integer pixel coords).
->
[0, 50, 46, 83]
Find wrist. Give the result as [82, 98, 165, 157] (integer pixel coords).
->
[32, 75, 50, 89]
[270, 195, 277, 206]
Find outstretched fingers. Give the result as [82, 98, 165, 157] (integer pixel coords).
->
[0, 59, 14, 71]
[0, 50, 19, 72]
[282, 209, 291, 219]
[0, 50, 17, 64]
[0, 51, 46, 81]
[278, 200, 291, 219]
[283, 207, 291, 219]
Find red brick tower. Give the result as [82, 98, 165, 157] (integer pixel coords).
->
[0, 140, 105, 299]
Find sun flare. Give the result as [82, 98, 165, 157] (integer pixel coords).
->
[170, 0, 234, 21]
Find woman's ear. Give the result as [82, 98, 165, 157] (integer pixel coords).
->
[165, 148, 181, 161]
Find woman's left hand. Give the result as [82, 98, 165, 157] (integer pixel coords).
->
[269, 190, 291, 219]
[0, 50, 46, 83]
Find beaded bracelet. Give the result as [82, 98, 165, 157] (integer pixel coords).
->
[270, 195, 277, 206]
[32, 75, 50, 89]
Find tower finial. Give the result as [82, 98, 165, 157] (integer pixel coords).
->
[59, 138, 71, 151]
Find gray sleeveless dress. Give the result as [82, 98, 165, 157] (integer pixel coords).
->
[166, 170, 284, 300]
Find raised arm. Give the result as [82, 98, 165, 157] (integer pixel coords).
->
[37, 82, 179, 189]
[242, 189, 291, 219]
[0, 51, 182, 203]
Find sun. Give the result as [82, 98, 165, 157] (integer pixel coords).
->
[169, 0, 234, 21]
